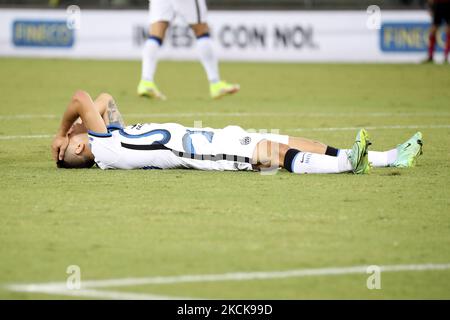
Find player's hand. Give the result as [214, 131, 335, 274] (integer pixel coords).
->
[51, 134, 69, 161]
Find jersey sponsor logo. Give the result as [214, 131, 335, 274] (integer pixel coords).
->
[380, 22, 446, 52]
[240, 136, 251, 145]
[12, 20, 75, 48]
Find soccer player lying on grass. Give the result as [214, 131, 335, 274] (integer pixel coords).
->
[51, 91, 423, 174]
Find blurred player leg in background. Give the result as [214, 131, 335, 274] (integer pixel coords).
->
[138, 0, 171, 100]
[138, 21, 168, 100]
[138, 0, 240, 100]
[425, 0, 450, 63]
[190, 22, 240, 99]
[426, 24, 438, 63]
[446, 24, 450, 62]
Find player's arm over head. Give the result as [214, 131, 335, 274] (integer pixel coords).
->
[94, 92, 126, 128]
[71, 90, 108, 134]
[68, 92, 125, 132]
[51, 90, 108, 168]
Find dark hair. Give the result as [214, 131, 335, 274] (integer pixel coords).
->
[56, 156, 95, 169]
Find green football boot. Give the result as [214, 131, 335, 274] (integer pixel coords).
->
[210, 81, 240, 99]
[137, 80, 166, 100]
[348, 129, 371, 174]
[390, 132, 423, 168]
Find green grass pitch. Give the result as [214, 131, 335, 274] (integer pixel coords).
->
[0, 58, 449, 299]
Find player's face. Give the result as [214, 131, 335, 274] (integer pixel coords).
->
[66, 129, 91, 159]
[68, 123, 87, 152]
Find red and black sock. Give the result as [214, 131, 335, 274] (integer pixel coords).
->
[445, 32, 450, 61]
[428, 32, 437, 60]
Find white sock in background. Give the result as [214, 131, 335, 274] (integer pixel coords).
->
[368, 150, 398, 167]
[340, 149, 397, 167]
[141, 37, 162, 82]
[287, 150, 352, 174]
[196, 35, 220, 83]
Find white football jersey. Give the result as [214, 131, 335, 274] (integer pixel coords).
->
[87, 123, 287, 171]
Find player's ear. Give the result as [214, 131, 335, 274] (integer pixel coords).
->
[74, 143, 85, 155]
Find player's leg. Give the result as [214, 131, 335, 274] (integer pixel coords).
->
[425, 3, 440, 63]
[445, 25, 450, 63]
[445, 18, 450, 63]
[190, 22, 240, 99]
[254, 129, 370, 174]
[260, 132, 331, 155]
[173, 0, 239, 98]
[142, 22, 168, 84]
[138, 0, 172, 100]
[138, 22, 169, 100]
[427, 25, 438, 63]
[191, 23, 219, 84]
[286, 134, 392, 167]
[287, 136, 334, 155]
[284, 130, 423, 168]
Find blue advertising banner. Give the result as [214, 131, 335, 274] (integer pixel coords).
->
[12, 20, 74, 48]
[380, 22, 445, 52]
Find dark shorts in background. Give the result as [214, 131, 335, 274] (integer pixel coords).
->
[432, 2, 450, 25]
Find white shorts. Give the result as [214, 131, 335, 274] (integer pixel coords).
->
[149, 0, 208, 25]
[185, 125, 289, 171]
[212, 126, 289, 159]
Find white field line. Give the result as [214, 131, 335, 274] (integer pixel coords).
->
[289, 124, 450, 132]
[7, 286, 193, 300]
[6, 263, 450, 300]
[0, 134, 52, 140]
[125, 112, 450, 118]
[1, 111, 450, 120]
[1, 124, 449, 141]
[6, 285, 191, 300]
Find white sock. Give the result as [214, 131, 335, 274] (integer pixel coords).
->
[141, 37, 162, 82]
[196, 35, 220, 83]
[341, 149, 397, 167]
[368, 150, 397, 167]
[287, 150, 352, 174]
